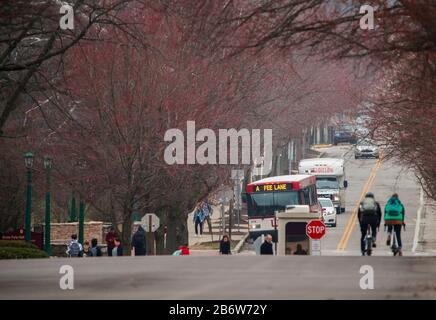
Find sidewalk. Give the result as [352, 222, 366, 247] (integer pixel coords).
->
[188, 203, 248, 256]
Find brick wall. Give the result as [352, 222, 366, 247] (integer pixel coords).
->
[47, 222, 105, 244]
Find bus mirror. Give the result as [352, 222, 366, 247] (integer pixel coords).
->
[344, 180, 348, 188]
[241, 192, 247, 203]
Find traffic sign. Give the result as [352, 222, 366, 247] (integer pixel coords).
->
[141, 213, 160, 232]
[311, 239, 321, 256]
[306, 220, 326, 240]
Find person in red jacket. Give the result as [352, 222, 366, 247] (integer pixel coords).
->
[105, 227, 116, 256]
[178, 244, 190, 255]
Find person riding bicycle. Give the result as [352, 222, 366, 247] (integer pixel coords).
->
[358, 192, 382, 256]
[384, 193, 405, 256]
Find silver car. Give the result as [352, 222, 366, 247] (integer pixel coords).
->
[354, 140, 379, 159]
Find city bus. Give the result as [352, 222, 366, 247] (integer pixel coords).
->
[245, 175, 319, 241]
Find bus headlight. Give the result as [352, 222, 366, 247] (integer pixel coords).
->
[334, 195, 340, 202]
[251, 224, 261, 230]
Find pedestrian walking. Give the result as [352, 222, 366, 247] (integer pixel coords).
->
[193, 204, 205, 237]
[66, 234, 83, 257]
[260, 234, 274, 255]
[112, 238, 123, 256]
[219, 235, 231, 255]
[105, 227, 116, 256]
[91, 238, 102, 257]
[131, 225, 146, 256]
[201, 200, 214, 234]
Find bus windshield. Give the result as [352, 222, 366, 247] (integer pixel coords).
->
[247, 191, 300, 217]
[316, 177, 339, 189]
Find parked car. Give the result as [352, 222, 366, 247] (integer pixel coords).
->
[354, 139, 379, 159]
[333, 125, 357, 145]
[318, 198, 337, 227]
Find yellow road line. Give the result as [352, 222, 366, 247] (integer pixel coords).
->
[336, 153, 384, 251]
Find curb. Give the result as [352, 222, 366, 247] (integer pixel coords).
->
[312, 144, 333, 149]
[234, 233, 249, 253]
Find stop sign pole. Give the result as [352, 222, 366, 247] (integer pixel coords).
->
[306, 220, 326, 255]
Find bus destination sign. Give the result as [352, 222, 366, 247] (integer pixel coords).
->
[253, 183, 293, 192]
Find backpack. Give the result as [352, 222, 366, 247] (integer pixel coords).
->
[361, 197, 377, 217]
[69, 241, 81, 257]
[385, 199, 403, 221]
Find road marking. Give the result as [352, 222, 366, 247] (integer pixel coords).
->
[336, 153, 384, 251]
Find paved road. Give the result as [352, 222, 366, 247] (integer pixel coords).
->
[319, 145, 422, 256]
[0, 256, 435, 299]
[240, 144, 425, 256]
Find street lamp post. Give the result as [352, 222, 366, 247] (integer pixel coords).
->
[24, 152, 34, 242]
[44, 156, 52, 255]
[79, 198, 85, 245]
[70, 191, 77, 222]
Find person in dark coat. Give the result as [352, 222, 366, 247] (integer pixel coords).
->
[260, 234, 274, 255]
[293, 244, 307, 255]
[91, 238, 102, 257]
[131, 225, 146, 256]
[219, 235, 231, 255]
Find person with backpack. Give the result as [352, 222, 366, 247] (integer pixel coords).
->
[384, 193, 405, 256]
[358, 192, 382, 256]
[91, 238, 102, 257]
[131, 225, 146, 256]
[66, 234, 83, 257]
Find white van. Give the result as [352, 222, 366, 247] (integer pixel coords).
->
[298, 158, 348, 214]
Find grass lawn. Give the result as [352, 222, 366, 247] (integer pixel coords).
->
[190, 240, 239, 250]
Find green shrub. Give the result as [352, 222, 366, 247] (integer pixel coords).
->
[0, 240, 39, 249]
[0, 247, 49, 259]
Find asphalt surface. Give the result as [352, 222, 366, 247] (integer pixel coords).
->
[319, 145, 421, 256]
[0, 255, 435, 299]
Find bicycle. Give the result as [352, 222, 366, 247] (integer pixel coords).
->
[364, 224, 373, 256]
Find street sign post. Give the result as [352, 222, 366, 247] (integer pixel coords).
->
[311, 239, 321, 256]
[141, 213, 160, 255]
[231, 170, 244, 232]
[306, 220, 326, 240]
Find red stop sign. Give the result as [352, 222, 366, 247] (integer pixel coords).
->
[306, 220, 326, 240]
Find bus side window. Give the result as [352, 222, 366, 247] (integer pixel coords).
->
[310, 185, 317, 205]
[303, 187, 310, 205]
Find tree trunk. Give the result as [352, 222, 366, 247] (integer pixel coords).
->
[121, 210, 132, 256]
[154, 209, 169, 255]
